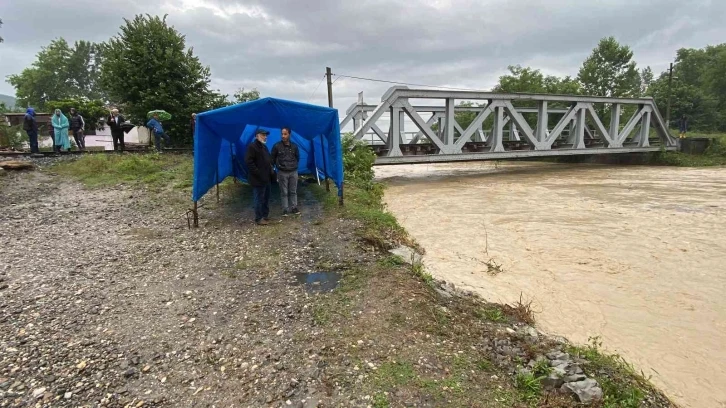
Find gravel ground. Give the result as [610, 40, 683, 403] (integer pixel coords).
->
[0, 160, 678, 408]
[0, 167, 369, 407]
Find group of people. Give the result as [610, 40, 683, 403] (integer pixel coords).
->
[22, 107, 87, 153]
[245, 127, 301, 225]
[21, 106, 171, 153]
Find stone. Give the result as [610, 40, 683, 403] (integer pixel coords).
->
[564, 374, 587, 383]
[64, 392, 73, 399]
[32, 387, 47, 399]
[388, 246, 422, 265]
[541, 373, 564, 390]
[561, 378, 603, 403]
[546, 351, 568, 361]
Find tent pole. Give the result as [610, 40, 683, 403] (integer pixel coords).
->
[339, 183, 344, 206]
[325, 66, 334, 193]
[216, 170, 220, 202]
[319, 136, 330, 192]
[193, 201, 199, 228]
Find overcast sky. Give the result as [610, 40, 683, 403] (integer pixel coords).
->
[1, 0, 724, 119]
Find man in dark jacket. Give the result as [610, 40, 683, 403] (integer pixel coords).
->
[69, 108, 86, 151]
[107, 108, 126, 151]
[244, 129, 275, 225]
[271, 126, 300, 216]
[22, 107, 39, 154]
[679, 114, 688, 139]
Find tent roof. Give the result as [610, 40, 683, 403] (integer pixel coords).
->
[192, 97, 343, 202]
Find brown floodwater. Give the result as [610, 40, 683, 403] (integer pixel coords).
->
[377, 161, 726, 408]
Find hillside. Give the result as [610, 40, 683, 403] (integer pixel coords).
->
[0, 94, 17, 108]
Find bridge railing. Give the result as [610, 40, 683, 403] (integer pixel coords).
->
[340, 86, 677, 162]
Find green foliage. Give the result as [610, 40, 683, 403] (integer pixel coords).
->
[0, 125, 27, 149]
[474, 307, 507, 323]
[341, 132, 377, 187]
[46, 99, 108, 132]
[7, 39, 103, 109]
[578, 37, 641, 99]
[232, 88, 260, 104]
[649, 44, 726, 131]
[567, 337, 650, 408]
[495, 65, 581, 97]
[513, 371, 541, 402]
[100, 14, 218, 145]
[0, 17, 4, 43]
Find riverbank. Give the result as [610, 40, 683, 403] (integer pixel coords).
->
[0, 154, 675, 407]
[379, 160, 725, 408]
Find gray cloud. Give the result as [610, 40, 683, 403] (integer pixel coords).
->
[1, 0, 725, 114]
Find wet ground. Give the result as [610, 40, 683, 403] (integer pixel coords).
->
[378, 161, 726, 408]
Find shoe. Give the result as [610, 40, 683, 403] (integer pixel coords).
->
[291, 207, 300, 215]
[257, 219, 269, 225]
[282, 210, 289, 217]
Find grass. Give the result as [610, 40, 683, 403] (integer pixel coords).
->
[52, 153, 193, 189]
[566, 336, 661, 408]
[649, 133, 726, 166]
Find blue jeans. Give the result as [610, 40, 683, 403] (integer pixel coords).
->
[154, 132, 170, 151]
[253, 184, 271, 222]
[27, 130, 39, 153]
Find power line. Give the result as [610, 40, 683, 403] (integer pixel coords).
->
[332, 73, 489, 92]
[306, 74, 326, 102]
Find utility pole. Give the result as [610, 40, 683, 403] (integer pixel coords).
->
[326, 67, 344, 206]
[666, 62, 673, 132]
[324, 67, 333, 194]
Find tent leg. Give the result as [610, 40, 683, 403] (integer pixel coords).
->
[193, 201, 199, 228]
[339, 183, 344, 206]
[325, 178, 330, 192]
[216, 183, 220, 202]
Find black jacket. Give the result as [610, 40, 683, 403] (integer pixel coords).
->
[70, 114, 84, 131]
[271, 141, 300, 172]
[244, 139, 275, 187]
[107, 114, 125, 135]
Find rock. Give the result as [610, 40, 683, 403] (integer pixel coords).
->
[547, 351, 569, 361]
[32, 387, 47, 399]
[564, 374, 587, 383]
[541, 372, 564, 390]
[388, 246, 422, 264]
[561, 378, 603, 403]
[64, 392, 73, 399]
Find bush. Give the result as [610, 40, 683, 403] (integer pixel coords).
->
[0, 125, 27, 149]
[342, 132, 377, 187]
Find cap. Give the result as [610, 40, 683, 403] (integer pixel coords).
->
[256, 129, 270, 136]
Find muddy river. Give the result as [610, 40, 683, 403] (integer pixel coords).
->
[377, 161, 726, 408]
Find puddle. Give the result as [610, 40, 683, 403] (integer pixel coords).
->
[294, 271, 341, 293]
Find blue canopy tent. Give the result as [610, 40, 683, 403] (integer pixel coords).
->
[191, 97, 343, 225]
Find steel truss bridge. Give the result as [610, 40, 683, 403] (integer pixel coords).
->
[340, 86, 678, 165]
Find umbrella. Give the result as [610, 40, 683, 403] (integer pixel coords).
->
[120, 121, 135, 134]
[147, 110, 172, 121]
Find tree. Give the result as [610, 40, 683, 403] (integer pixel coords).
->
[649, 44, 726, 131]
[233, 88, 260, 104]
[0, 18, 4, 43]
[640, 66, 654, 95]
[7, 39, 103, 109]
[100, 14, 220, 145]
[578, 37, 641, 99]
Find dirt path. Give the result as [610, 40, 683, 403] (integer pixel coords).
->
[0, 169, 369, 407]
[380, 161, 726, 408]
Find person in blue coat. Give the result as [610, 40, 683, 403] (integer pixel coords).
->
[146, 113, 171, 152]
[22, 108, 39, 153]
[51, 109, 71, 152]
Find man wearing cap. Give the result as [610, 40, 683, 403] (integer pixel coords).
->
[244, 129, 275, 225]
